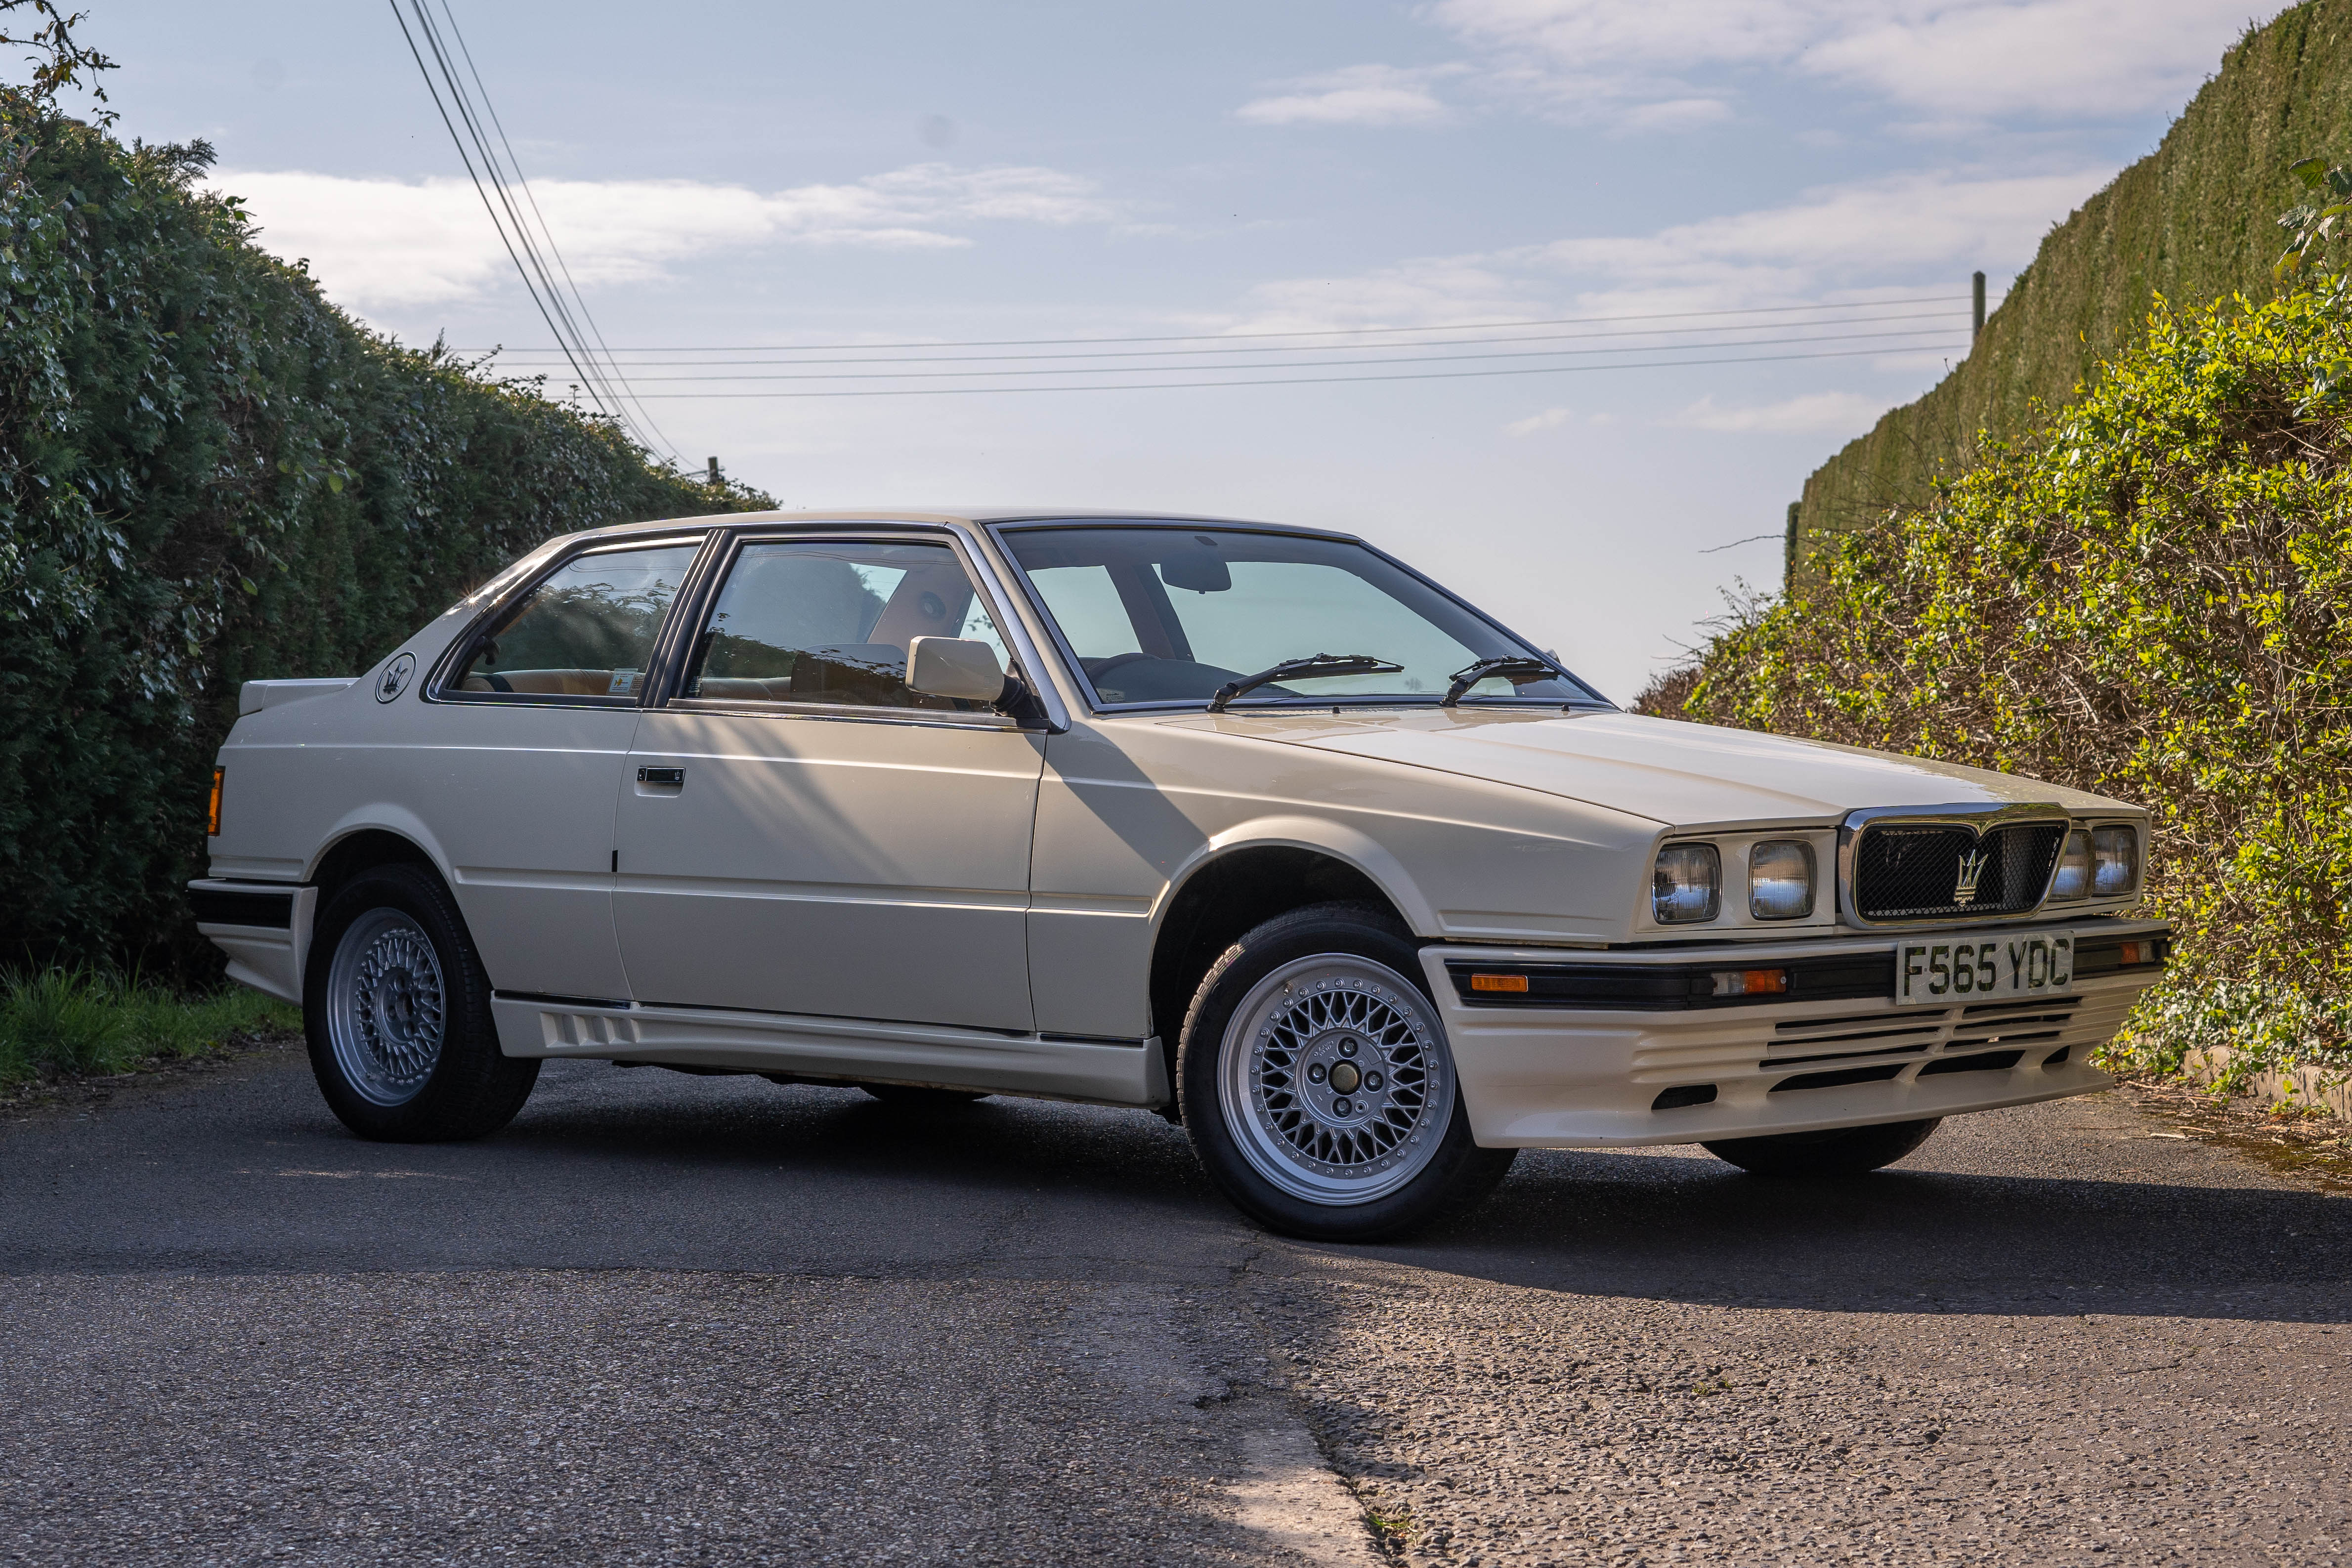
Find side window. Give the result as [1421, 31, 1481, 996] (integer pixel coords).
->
[681, 539, 1011, 713]
[454, 542, 701, 701]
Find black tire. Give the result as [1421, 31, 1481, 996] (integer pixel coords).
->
[857, 1083, 991, 1106]
[303, 863, 540, 1142]
[1702, 1117, 1942, 1177]
[1177, 902, 1515, 1242]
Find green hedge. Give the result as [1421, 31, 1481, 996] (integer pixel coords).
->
[0, 104, 771, 970]
[1654, 285, 2352, 1082]
[1794, 0, 2352, 561]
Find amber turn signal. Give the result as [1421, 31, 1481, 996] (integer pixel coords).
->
[207, 766, 223, 836]
[1711, 967, 1789, 997]
[1469, 973, 1529, 993]
[2117, 939, 2160, 966]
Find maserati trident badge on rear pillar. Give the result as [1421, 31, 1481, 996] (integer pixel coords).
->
[376, 653, 416, 702]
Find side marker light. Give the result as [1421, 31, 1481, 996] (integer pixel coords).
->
[207, 767, 224, 837]
[1469, 973, 1529, 993]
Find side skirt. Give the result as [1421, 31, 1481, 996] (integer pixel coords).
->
[488, 993, 1169, 1109]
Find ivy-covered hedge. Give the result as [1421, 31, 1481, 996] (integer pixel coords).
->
[1647, 284, 2352, 1085]
[0, 105, 770, 970]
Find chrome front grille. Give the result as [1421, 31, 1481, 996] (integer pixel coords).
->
[1851, 819, 2068, 920]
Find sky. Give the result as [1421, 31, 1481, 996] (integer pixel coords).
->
[65, 0, 2290, 702]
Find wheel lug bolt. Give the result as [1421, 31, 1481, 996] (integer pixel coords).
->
[1307, 1063, 1326, 1084]
[1364, 1071, 1383, 1091]
[1333, 1098, 1352, 1115]
[1338, 1040, 1358, 1058]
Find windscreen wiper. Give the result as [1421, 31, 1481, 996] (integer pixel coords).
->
[1439, 655, 1563, 707]
[1206, 653, 1404, 714]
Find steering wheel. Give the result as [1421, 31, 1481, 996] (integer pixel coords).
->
[1085, 651, 1158, 681]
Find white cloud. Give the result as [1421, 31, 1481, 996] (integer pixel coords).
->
[1215, 168, 2082, 343]
[1505, 406, 1578, 435]
[1668, 390, 1887, 434]
[1226, 255, 1537, 335]
[212, 162, 1119, 310]
[1426, 0, 2286, 125]
[1236, 64, 1460, 127]
[1523, 167, 2102, 307]
[1615, 98, 1733, 133]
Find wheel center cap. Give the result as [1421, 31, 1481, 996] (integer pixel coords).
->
[1328, 1060, 1362, 1095]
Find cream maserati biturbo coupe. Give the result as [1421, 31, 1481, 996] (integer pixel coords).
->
[192, 510, 2171, 1239]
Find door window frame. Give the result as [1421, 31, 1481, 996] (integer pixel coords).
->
[645, 523, 1060, 732]
[423, 532, 719, 710]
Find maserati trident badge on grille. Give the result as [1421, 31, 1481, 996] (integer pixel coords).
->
[1952, 847, 1988, 907]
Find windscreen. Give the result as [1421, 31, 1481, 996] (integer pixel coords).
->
[999, 526, 1598, 708]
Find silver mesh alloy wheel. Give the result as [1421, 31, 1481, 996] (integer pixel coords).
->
[1217, 955, 1456, 1205]
[325, 907, 448, 1107]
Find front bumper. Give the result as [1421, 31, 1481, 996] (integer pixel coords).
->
[1420, 919, 2169, 1148]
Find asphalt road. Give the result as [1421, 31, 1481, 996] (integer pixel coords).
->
[3, 1045, 2348, 1566]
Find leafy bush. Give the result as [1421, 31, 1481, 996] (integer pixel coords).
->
[0, 85, 770, 972]
[1650, 283, 2352, 1082]
[0, 964, 295, 1084]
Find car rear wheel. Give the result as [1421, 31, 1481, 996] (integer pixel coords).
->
[304, 864, 539, 1142]
[1702, 1117, 1942, 1177]
[1178, 903, 1514, 1241]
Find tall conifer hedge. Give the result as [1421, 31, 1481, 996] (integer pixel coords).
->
[0, 96, 770, 969]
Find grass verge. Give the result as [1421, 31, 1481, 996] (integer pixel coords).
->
[0, 967, 299, 1091]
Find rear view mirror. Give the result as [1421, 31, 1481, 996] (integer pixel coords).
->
[906, 636, 1006, 701]
[1158, 551, 1231, 593]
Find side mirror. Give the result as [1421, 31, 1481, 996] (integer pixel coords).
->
[906, 636, 1006, 701]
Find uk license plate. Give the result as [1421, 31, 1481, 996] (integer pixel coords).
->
[1894, 931, 2074, 1007]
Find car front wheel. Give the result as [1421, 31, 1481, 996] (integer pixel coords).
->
[304, 864, 540, 1142]
[1178, 903, 1514, 1241]
[1702, 1117, 1942, 1177]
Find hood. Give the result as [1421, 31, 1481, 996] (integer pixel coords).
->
[1169, 708, 2128, 829]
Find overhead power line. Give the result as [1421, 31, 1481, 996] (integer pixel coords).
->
[620, 339, 1974, 398]
[467, 293, 1970, 358]
[473, 307, 1965, 369]
[388, 0, 676, 461]
[596, 324, 1965, 383]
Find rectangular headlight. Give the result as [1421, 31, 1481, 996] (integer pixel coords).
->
[1747, 839, 1815, 920]
[1652, 843, 1720, 924]
[2092, 826, 2139, 896]
[2050, 830, 2092, 900]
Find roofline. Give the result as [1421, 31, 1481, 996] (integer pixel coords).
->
[552, 509, 1365, 547]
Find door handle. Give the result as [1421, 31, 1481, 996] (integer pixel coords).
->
[636, 766, 685, 788]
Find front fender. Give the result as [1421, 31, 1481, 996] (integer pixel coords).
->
[1167, 813, 1441, 937]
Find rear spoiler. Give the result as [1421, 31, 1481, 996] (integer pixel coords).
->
[239, 678, 356, 716]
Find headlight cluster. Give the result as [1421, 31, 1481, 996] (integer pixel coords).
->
[1651, 839, 1815, 925]
[2051, 825, 2139, 901]
[1651, 844, 1720, 924]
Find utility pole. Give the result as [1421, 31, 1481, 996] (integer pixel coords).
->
[1972, 271, 1986, 341]
[706, 456, 721, 488]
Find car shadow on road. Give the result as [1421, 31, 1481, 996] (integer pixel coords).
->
[1337, 1142, 2352, 1323]
[486, 1070, 2352, 1323]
